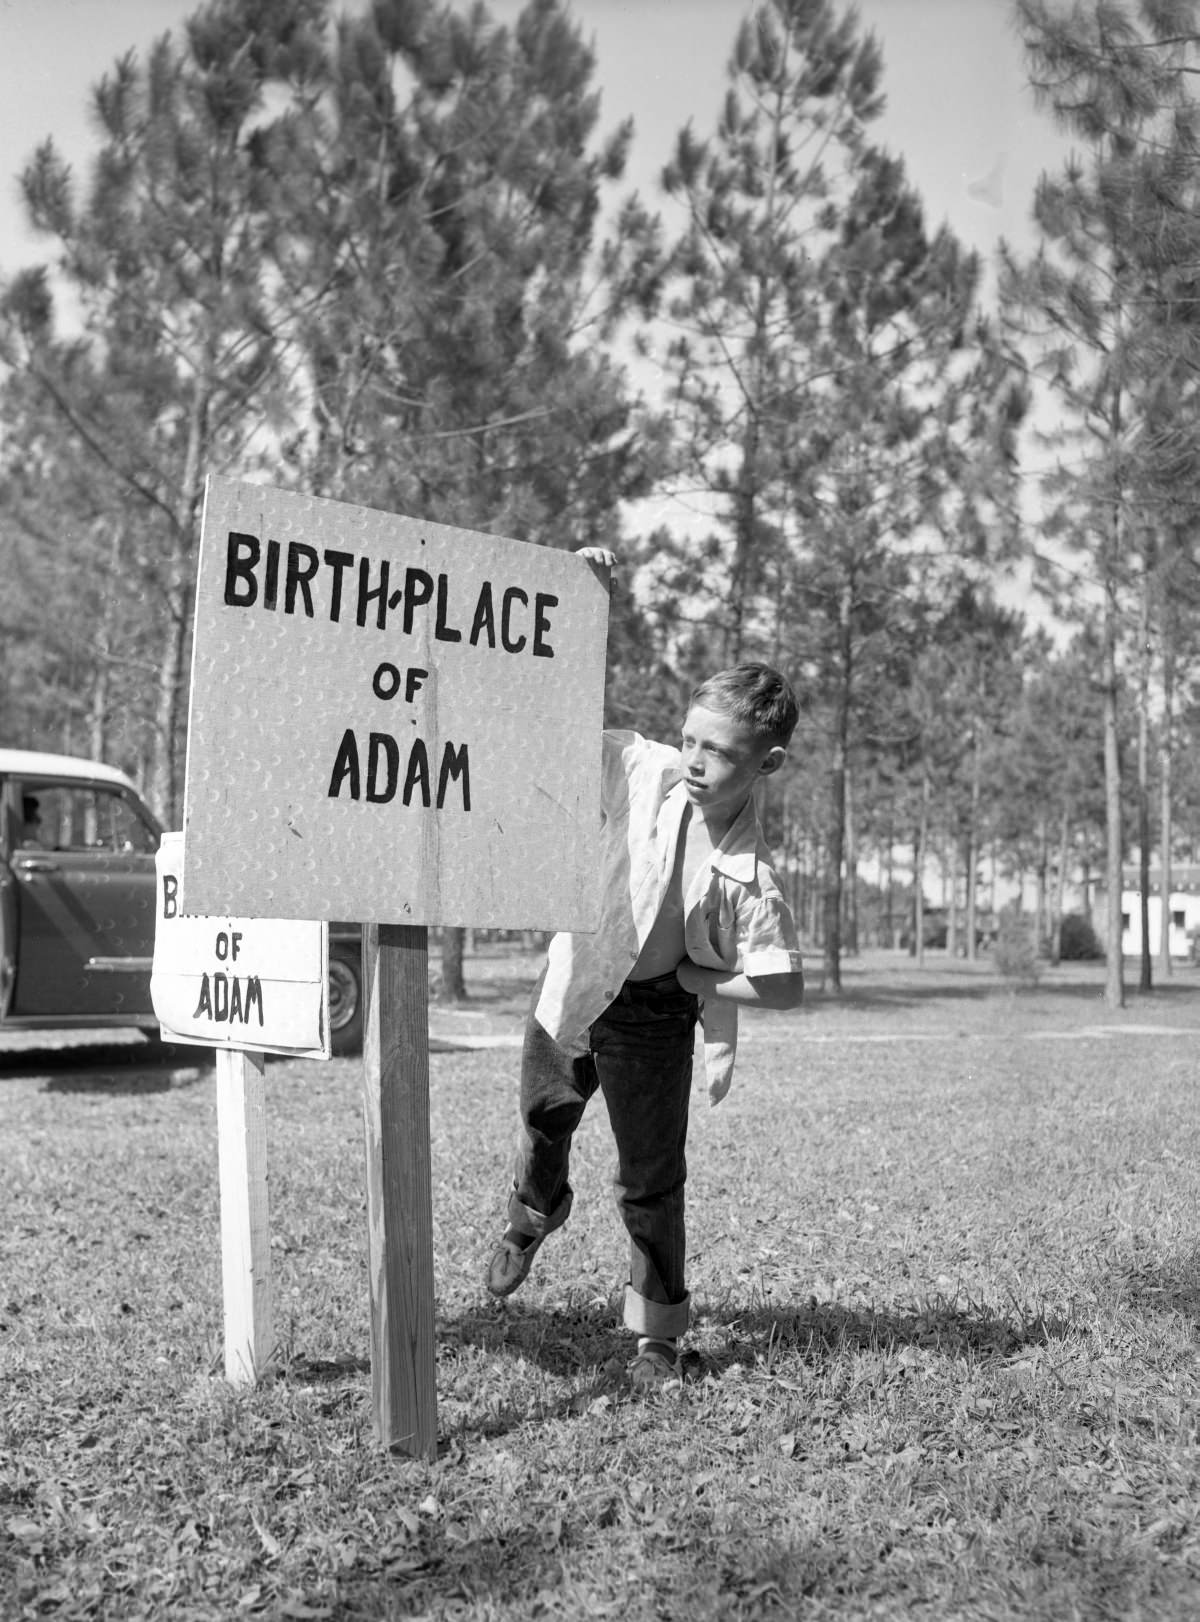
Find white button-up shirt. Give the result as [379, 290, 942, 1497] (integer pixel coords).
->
[534, 730, 803, 1101]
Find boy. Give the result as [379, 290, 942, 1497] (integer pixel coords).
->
[486, 570, 804, 1389]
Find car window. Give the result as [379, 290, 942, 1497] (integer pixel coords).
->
[18, 782, 159, 856]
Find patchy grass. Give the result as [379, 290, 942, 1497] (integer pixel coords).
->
[5, 950, 1200, 1619]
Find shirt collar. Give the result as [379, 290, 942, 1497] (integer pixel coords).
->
[710, 795, 760, 883]
[663, 779, 760, 884]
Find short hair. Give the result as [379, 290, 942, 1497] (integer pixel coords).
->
[689, 663, 799, 748]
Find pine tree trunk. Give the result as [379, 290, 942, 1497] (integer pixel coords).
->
[822, 590, 853, 993]
[1159, 629, 1175, 978]
[439, 927, 468, 1003]
[807, 842, 819, 944]
[1051, 805, 1069, 965]
[1036, 819, 1049, 956]
[148, 371, 210, 823]
[844, 767, 858, 956]
[966, 732, 981, 962]
[915, 772, 930, 967]
[822, 763, 845, 992]
[1102, 573, 1125, 1009]
[1137, 570, 1152, 992]
[945, 829, 958, 959]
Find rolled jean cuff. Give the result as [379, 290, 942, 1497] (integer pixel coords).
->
[505, 1183, 573, 1240]
[622, 1284, 691, 1339]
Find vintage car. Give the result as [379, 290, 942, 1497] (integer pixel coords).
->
[0, 748, 363, 1055]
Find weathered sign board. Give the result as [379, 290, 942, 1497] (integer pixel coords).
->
[151, 832, 330, 1059]
[181, 476, 608, 930]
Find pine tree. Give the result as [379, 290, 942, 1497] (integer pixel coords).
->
[1002, 0, 1200, 1006]
[636, 0, 886, 665]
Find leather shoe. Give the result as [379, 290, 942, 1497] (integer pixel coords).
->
[628, 1341, 681, 1391]
[485, 1231, 544, 1297]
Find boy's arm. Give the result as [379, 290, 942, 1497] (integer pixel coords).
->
[674, 960, 804, 1010]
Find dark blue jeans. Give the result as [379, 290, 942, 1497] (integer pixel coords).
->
[506, 971, 700, 1340]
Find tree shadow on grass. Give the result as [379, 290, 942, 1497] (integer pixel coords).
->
[696, 1293, 1075, 1375]
[327, 1514, 863, 1622]
[1112, 1247, 1200, 1326]
[804, 976, 1200, 1015]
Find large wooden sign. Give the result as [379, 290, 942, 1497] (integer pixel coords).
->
[181, 476, 609, 928]
[151, 832, 330, 1059]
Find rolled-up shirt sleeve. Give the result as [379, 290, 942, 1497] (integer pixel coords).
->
[737, 886, 804, 978]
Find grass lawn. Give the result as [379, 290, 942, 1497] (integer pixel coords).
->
[5, 948, 1200, 1619]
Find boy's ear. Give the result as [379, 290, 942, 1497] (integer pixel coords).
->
[757, 745, 786, 778]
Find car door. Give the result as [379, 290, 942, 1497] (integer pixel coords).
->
[10, 777, 161, 1019]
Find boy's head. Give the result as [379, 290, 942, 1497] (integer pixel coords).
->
[680, 664, 798, 824]
[688, 664, 799, 749]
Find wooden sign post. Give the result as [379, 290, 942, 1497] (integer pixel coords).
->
[362, 925, 437, 1456]
[180, 476, 610, 1456]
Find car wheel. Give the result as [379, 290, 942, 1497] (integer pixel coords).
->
[328, 941, 364, 1057]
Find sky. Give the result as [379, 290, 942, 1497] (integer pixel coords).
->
[0, 0, 1068, 275]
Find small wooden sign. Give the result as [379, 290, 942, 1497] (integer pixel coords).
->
[151, 832, 330, 1059]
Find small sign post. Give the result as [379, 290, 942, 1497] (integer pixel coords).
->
[181, 476, 610, 1455]
[151, 831, 331, 1385]
[214, 1046, 271, 1386]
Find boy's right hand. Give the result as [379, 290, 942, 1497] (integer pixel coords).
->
[575, 546, 618, 581]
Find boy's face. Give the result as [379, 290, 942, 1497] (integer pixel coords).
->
[679, 704, 784, 823]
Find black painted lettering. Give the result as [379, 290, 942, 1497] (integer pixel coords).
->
[501, 586, 528, 653]
[285, 543, 319, 616]
[230, 977, 244, 1022]
[328, 729, 361, 799]
[373, 663, 402, 701]
[403, 568, 434, 634]
[224, 532, 259, 607]
[324, 550, 354, 622]
[162, 873, 178, 919]
[469, 582, 496, 648]
[264, 538, 281, 611]
[437, 742, 471, 810]
[435, 574, 462, 642]
[214, 972, 229, 1021]
[403, 738, 431, 807]
[357, 556, 392, 629]
[405, 667, 428, 701]
[193, 973, 212, 1019]
[367, 733, 399, 803]
[244, 977, 264, 1026]
[215, 931, 229, 962]
[533, 593, 557, 658]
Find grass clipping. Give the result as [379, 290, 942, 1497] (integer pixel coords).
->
[4, 952, 1200, 1620]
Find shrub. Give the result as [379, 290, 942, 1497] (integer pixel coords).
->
[994, 909, 1041, 985]
[1059, 912, 1104, 961]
